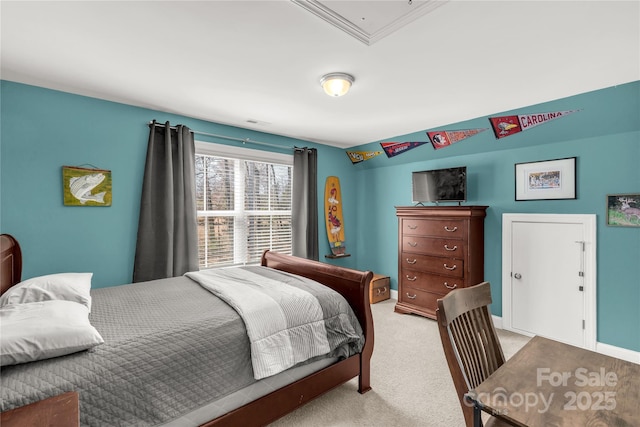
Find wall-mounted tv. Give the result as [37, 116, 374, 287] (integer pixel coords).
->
[412, 166, 467, 204]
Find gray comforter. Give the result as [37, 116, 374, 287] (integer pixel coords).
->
[0, 270, 364, 426]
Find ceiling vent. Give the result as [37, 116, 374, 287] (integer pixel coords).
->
[246, 119, 271, 126]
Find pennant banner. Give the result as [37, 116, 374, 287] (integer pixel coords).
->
[490, 110, 580, 139]
[427, 128, 488, 150]
[380, 141, 429, 158]
[346, 150, 383, 164]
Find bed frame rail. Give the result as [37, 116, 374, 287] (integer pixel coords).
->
[0, 392, 79, 427]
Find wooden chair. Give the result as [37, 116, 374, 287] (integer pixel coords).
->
[436, 282, 510, 427]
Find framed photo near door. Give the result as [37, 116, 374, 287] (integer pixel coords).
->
[606, 194, 640, 227]
[515, 157, 576, 201]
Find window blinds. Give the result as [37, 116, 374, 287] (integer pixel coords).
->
[195, 153, 292, 268]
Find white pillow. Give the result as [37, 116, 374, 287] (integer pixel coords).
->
[0, 300, 104, 366]
[0, 273, 92, 311]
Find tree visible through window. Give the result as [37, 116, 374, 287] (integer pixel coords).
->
[195, 150, 292, 268]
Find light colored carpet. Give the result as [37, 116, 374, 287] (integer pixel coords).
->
[270, 299, 530, 427]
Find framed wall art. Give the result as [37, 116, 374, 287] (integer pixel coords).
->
[515, 157, 576, 201]
[63, 165, 112, 206]
[606, 194, 640, 227]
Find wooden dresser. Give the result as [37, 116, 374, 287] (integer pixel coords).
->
[395, 206, 488, 319]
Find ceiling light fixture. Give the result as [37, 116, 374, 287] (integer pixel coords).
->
[320, 73, 355, 97]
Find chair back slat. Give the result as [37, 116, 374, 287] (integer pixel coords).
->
[437, 282, 506, 427]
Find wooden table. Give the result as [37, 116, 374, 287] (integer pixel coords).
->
[467, 336, 640, 427]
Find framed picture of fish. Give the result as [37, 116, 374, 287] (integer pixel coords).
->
[62, 165, 112, 206]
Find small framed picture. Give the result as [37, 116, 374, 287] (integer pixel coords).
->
[515, 157, 576, 201]
[606, 194, 640, 227]
[63, 166, 112, 206]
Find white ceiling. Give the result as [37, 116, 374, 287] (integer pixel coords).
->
[1, 1, 638, 149]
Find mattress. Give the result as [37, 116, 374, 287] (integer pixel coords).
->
[159, 356, 338, 427]
[0, 272, 363, 426]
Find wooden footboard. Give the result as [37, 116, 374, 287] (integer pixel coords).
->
[202, 252, 374, 426]
[261, 250, 374, 393]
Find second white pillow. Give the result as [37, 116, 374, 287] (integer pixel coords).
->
[0, 272, 93, 311]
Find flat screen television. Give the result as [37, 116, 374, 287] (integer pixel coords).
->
[412, 166, 467, 204]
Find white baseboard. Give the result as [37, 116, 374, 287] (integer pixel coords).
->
[596, 342, 640, 364]
[492, 315, 640, 364]
[492, 315, 502, 329]
[389, 299, 639, 364]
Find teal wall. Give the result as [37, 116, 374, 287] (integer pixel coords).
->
[0, 81, 358, 288]
[350, 82, 639, 352]
[1, 80, 638, 352]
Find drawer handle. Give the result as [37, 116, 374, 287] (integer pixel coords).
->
[407, 224, 418, 230]
[444, 226, 458, 232]
[444, 244, 458, 251]
[376, 287, 387, 295]
[406, 258, 417, 264]
[406, 275, 417, 281]
[443, 264, 457, 271]
[406, 293, 417, 300]
[444, 282, 458, 290]
[408, 241, 418, 247]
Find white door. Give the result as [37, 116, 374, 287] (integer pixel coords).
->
[502, 214, 597, 350]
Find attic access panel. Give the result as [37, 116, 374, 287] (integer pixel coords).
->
[291, 0, 446, 45]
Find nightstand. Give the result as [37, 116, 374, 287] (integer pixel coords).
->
[369, 274, 390, 304]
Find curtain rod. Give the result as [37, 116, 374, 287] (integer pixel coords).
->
[148, 121, 297, 150]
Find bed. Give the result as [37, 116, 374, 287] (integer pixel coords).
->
[0, 234, 374, 426]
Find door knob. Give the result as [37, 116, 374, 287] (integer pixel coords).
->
[513, 273, 522, 279]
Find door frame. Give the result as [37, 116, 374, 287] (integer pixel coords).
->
[502, 213, 597, 350]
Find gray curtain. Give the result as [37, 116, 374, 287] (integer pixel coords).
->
[133, 121, 199, 282]
[292, 147, 318, 260]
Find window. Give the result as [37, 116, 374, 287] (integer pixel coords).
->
[195, 142, 293, 268]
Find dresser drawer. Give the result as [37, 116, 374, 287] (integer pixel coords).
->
[400, 253, 464, 278]
[402, 236, 464, 258]
[398, 286, 443, 312]
[400, 269, 463, 293]
[402, 219, 467, 238]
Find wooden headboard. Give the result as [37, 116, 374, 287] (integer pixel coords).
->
[1, 234, 22, 295]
